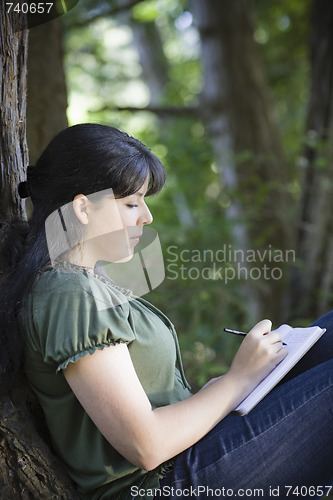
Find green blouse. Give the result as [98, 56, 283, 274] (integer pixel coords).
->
[21, 264, 192, 499]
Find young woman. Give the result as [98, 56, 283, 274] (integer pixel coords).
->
[0, 123, 332, 500]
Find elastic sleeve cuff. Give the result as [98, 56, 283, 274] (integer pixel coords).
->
[56, 339, 130, 373]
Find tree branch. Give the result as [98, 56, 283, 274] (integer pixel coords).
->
[69, 0, 145, 28]
[93, 105, 199, 116]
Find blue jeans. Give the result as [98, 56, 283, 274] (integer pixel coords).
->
[157, 312, 333, 499]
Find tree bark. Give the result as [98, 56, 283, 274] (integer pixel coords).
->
[291, 0, 333, 319]
[0, 4, 79, 497]
[190, 0, 292, 322]
[0, 3, 28, 223]
[0, 378, 80, 499]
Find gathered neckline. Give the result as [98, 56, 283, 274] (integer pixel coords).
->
[47, 261, 134, 297]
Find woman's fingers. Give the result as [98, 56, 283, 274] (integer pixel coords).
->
[246, 320, 288, 367]
[229, 318, 289, 391]
[248, 319, 272, 336]
[249, 320, 285, 346]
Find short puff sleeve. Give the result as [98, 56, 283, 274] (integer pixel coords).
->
[30, 269, 136, 373]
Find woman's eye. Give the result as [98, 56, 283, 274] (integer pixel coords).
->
[126, 204, 138, 208]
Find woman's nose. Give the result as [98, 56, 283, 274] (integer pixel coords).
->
[140, 204, 153, 225]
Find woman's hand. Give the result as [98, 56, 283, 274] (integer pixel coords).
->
[63, 319, 287, 471]
[227, 319, 288, 393]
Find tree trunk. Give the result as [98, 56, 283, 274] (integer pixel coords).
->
[0, 3, 28, 222]
[115, 0, 169, 106]
[115, 1, 195, 229]
[291, 0, 333, 320]
[0, 5, 79, 497]
[27, 19, 68, 164]
[190, 0, 292, 322]
[0, 378, 80, 499]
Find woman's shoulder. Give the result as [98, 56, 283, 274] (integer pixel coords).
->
[35, 263, 91, 290]
[32, 262, 132, 311]
[30, 264, 91, 306]
[22, 263, 137, 370]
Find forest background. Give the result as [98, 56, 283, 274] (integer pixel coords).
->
[1, 0, 333, 496]
[3, 0, 333, 389]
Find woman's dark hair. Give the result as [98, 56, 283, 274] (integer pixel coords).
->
[0, 123, 166, 394]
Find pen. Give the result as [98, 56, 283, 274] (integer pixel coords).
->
[224, 328, 287, 345]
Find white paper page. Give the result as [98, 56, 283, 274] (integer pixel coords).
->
[234, 325, 326, 415]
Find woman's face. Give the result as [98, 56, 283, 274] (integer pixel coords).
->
[78, 178, 153, 267]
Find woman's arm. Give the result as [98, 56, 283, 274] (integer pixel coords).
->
[64, 319, 287, 471]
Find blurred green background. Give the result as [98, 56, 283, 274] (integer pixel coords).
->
[25, 0, 333, 390]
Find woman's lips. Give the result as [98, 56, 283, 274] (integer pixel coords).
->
[129, 233, 142, 245]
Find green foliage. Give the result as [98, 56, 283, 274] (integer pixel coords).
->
[253, 0, 311, 165]
[132, 1, 158, 22]
[142, 117, 247, 389]
[62, 0, 317, 387]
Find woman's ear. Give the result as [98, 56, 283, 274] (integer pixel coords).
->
[72, 194, 89, 225]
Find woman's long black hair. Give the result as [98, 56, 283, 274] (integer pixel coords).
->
[0, 123, 166, 395]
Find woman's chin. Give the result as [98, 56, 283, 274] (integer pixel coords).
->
[102, 248, 134, 264]
[114, 254, 134, 263]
